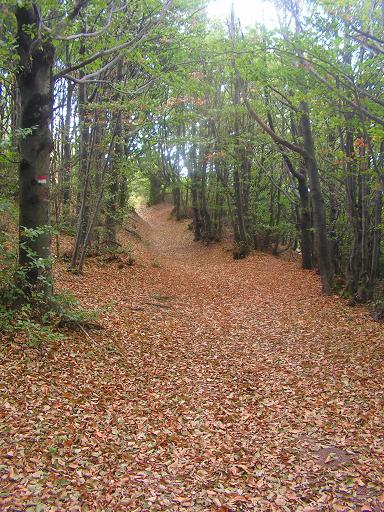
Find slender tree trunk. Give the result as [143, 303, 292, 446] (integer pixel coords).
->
[241, 141, 252, 234]
[105, 111, 122, 247]
[173, 186, 181, 220]
[344, 124, 361, 295]
[190, 172, 202, 241]
[357, 145, 370, 300]
[328, 189, 339, 275]
[77, 117, 120, 272]
[296, 170, 313, 269]
[200, 156, 213, 242]
[231, 102, 249, 256]
[62, 80, 74, 217]
[71, 123, 96, 267]
[74, 37, 90, 258]
[299, 101, 333, 293]
[213, 162, 225, 241]
[281, 150, 313, 269]
[370, 175, 383, 288]
[272, 171, 283, 255]
[264, 183, 275, 250]
[229, 6, 249, 258]
[189, 125, 202, 241]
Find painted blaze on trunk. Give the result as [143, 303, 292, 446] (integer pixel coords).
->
[15, 4, 55, 298]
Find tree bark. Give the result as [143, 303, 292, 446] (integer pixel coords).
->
[15, 4, 55, 299]
[105, 110, 122, 247]
[229, 6, 249, 258]
[62, 78, 74, 216]
[299, 101, 333, 293]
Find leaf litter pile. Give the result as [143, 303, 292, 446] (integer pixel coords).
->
[1, 204, 383, 512]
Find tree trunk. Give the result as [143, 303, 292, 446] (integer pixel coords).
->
[15, 4, 55, 300]
[280, 151, 313, 270]
[173, 186, 181, 220]
[272, 171, 283, 256]
[357, 145, 370, 301]
[72, 39, 90, 266]
[299, 101, 333, 293]
[105, 111, 122, 247]
[296, 170, 313, 269]
[200, 156, 213, 242]
[229, 6, 249, 258]
[62, 79, 74, 218]
[370, 174, 383, 289]
[148, 174, 164, 206]
[213, 162, 226, 241]
[343, 124, 361, 295]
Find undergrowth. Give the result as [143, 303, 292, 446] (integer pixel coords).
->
[0, 226, 97, 347]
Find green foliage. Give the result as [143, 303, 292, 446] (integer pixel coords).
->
[131, 171, 151, 206]
[0, 215, 21, 307]
[2, 0, 383, 306]
[0, 229, 63, 346]
[48, 291, 99, 327]
[0, 304, 64, 347]
[0, 287, 98, 347]
[0, 228, 97, 346]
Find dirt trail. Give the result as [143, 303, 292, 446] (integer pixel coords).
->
[1, 204, 383, 511]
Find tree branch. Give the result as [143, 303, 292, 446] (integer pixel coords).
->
[54, 0, 173, 81]
[53, 0, 89, 37]
[44, 2, 116, 41]
[244, 98, 308, 158]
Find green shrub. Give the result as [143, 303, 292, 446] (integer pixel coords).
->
[0, 229, 98, 346]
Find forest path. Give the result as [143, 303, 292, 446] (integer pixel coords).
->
[2, 204, 384, 511]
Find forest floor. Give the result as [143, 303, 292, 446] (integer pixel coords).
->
[1, 204, 384, 512]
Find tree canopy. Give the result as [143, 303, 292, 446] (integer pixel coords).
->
[1, 0, 384, 307]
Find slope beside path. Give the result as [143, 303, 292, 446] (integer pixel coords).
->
[1, 204, 383, 511]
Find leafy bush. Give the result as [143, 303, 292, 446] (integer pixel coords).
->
[48, 291, 99, 328]
[0, 304, 65, 347]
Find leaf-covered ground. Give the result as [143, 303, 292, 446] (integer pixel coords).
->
[1, 204, 383, 512]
